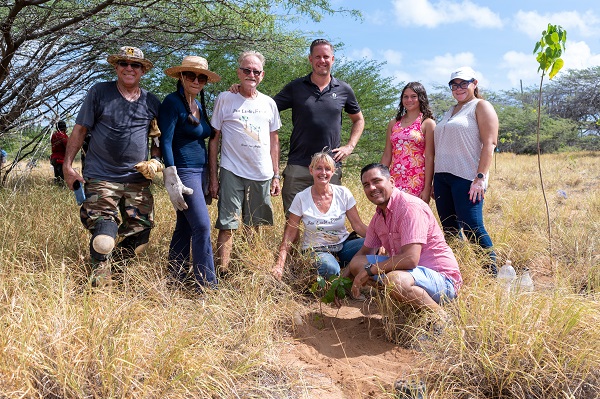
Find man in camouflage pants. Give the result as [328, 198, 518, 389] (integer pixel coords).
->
[63, 46, 161, 287]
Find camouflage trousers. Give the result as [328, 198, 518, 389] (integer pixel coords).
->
[80, 179, 154, 237]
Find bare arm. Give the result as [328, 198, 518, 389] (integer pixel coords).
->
[272, 213, 302, 280]
[420, 118, 436, 203]
[270, 130, 280, 196]
[62, 124, 87, 189]
[470, 100, 499, 201]
[208, 129, 221, 199]
[332, 111, 365, 162]
[345, 205, 367, 237]
[380, 119, 395, 167]
[371, 243, 422, 274]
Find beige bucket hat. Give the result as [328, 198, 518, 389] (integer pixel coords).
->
[164, 56, 221, 83]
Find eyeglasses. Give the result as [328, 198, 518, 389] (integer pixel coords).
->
[182, 71, 208, 83]
[117, 61, 143, 70]
[239, 67, 262, 77]
[449, 79, 474, 91]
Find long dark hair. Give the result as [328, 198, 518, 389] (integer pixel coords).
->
[395, 81, 433, 122]
[176, 80, 211, 128]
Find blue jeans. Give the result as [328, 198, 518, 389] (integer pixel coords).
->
[313, 237, 365, 278]
[433, 172, 497, 274]
[169, 168, 217, 287]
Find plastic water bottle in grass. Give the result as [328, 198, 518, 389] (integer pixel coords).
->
[497, 260, 516, 292]
[515, 267, 534, 293]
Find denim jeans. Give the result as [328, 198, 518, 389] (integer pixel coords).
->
[168, 167, 217, 286]
[433, 172, 497, 274]
[313, 237, 365, 279]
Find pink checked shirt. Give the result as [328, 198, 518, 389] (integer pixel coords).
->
[364, 188, 462, 288]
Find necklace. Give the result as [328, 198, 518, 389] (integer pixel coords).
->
[312, 185, 332, 207]
[117, 82, 141, 102]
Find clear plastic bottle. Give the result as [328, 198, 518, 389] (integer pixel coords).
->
[515, 267, 534, 293]
[497, 260, 516, 292]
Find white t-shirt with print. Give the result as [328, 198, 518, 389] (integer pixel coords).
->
[211, 91, 282, 181]
[289, 184, 357, 250]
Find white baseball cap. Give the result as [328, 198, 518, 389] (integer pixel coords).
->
[449, 66, 477, 83]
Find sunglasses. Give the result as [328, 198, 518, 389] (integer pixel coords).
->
[182, 71, 208, 83]
[449, 79, 474, 91]
[117, 61, 143, 70]
[239, 67, 262, 77]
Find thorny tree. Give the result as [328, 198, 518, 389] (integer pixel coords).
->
[0, 0, 352, 184]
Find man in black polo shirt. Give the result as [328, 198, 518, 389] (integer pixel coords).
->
[274, 39, 365, 213]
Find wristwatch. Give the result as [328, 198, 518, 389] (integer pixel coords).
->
[364, 263, 375, 276]
[273, 174, 281, 179]
[476, 172, 484, 179]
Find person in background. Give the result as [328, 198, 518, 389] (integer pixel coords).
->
[62, 46, 161, 287]
[433, 66, 498, 275]
[272, 152, 367, 281]
[50, 120, 69, 184]
[80, 133, 91, 173]
[1, 147, 7, 171]
[159, 55, 221, 289]
[209, 50, 281, 275]
[381, 82, 435, 203]
[344, 163, 462, 322]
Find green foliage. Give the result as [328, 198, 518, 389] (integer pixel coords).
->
[333, 58, 402, 166]
[534, 24, 567, 79]
[0, 0, 353, 134]
[310, 275, 352, 304]
[495, 102, 579, 154]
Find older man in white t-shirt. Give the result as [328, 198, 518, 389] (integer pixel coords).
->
[209, 50, 282, 274]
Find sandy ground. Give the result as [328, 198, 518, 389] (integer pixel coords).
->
[280, 297, 421, 399]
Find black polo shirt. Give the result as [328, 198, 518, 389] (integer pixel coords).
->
[273, 73, 361, 167]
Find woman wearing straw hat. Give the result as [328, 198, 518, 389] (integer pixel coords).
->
[159, 55, 221, 289]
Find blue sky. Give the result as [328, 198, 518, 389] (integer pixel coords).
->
[298, 0, 600, 92]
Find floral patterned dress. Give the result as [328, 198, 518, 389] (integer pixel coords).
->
[389, 113, 426, 196]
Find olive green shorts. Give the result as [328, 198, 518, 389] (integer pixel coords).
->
[215, 168, 273, 230]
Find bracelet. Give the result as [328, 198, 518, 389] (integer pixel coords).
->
[273, 174, 281, 179]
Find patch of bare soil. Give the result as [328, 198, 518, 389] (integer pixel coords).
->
[280, 297, 421, 398]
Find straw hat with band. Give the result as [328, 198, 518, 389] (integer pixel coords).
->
[165, 56, 221, 83]
[107, 46, 154, 71]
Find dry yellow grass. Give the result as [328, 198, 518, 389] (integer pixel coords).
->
[0, 152, 598, 398]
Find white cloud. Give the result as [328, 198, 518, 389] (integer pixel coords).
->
[501, 51, 539, 88]
[392, 0, 502, 28]
[382, 49, 403, 66]
[348, 47, 374, 60]
[421, 52, 479, 84]
[514, 10, 600, 39]
[563, 40, 600, 70]
[364, 9, 387, 26]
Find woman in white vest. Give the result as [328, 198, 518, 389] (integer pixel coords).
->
[432, 66, 498, 275]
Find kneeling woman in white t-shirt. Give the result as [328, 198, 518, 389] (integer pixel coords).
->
[272, 152, 367, 281]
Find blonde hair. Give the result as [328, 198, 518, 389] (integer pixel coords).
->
[309, 151, 335, 171]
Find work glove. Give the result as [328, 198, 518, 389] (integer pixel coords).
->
[149, 118, 161, 147]
[134, 158, 164, 180]
[163, 166, 193, 211]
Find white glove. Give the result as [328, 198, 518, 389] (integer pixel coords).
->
[163, 166, 193, 211]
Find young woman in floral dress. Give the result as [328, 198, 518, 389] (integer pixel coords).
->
[381, 82, 435, 203]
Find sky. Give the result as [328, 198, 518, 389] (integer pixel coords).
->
[297, 0, 600, 92]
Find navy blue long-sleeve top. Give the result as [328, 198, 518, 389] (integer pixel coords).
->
[159, 91, 211, 168]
